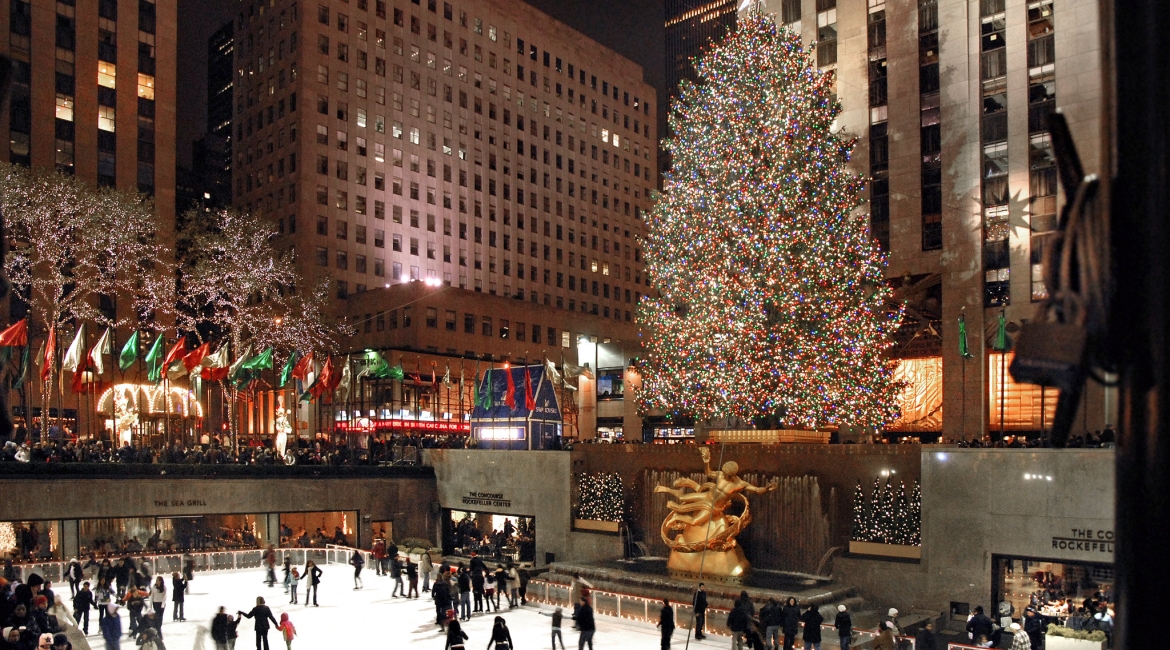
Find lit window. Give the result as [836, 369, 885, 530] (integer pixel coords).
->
[98, 105, 116, 132]
[55, 94, 74, 121]
[137, 73, 155, 100]
[612, 134, 620, 148]
[98, 62, 117, 89]
[601, 128, 609, 143]
[356, 108, 367, 127]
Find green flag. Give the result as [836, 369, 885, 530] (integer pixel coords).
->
[958, 315, 972, 359]
[144, 335, 165, 383]
[242, 347, 274, 370]
[386, 364, 405, 381]
[993, 310, 1008, 351]
[279, 350, 299, 388]
[119, 331, 140, 371]
[11, 345, 29, 390]
[478, 367, 494, 409]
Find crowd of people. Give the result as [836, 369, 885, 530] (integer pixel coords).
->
[0, 432, 473, 468]
[451, 516, 536, 564]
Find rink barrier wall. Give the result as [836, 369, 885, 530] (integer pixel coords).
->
[9, 547, 340, 584]
[524, 578, 936, 649]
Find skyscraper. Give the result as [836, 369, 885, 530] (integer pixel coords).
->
[664, 0, 737, 104]
[1, 0, 177, 223]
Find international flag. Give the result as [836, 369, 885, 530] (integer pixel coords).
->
[0, 319, 28, 347]
[118, 331, 140, 371]
[279, 350, 300, 388]
[144, 335, 165, 383]
[525, 365, 536, 410]
[504, 365, 516, 409]
[89, 327, 113, 375]
[61, 324, 87, 372]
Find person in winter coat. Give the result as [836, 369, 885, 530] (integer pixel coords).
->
[149, 577, 166, 621]
[726, 602, 750, 650]
[281, 559, 291, 593]
[487, 616, 513, 650]
[276, 613, 295, 650]
[965, 606, 993, 643]
[506, 566, 520, 609]
[406, 558, 420, 599]
[170, 573, 186, 622]
[759, 598, 783, 650]
[915, 620, 939, 650]
[433, 577, 453, 627]
[872, 622, 897, 650]
[692, 584, 709, 641]
[457, 568, 472, 622]
[390, 555, 405, 598]
[656, 599, 674, 650]
[100, 604, 123, 650]
[494, 567, 510, 610]
[483, 572, 497, 614]
[780, 598, 801, 650]
[238, 597, 279, 650]
[211, 607, 239, 650]
[541, 607, 565, 650]
[1008, 622, 1031, 650]
[800, 604, 823, 650]
[263, 548, 277, 589]
[348, 551, 364, 590]
[67, 559, 83, 598]
[287, 569, 300, 605]
[136, 625, 165, 650]
[444, 619, 468, 650]
[302, 562, 321, 607]
[72, 582, 95, 635]
[834, 605, 853, 650]
[420, 552, 434, 593]
[573, 596, 595, 650]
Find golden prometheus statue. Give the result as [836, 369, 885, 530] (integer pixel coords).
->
[654, 446, 777, 580]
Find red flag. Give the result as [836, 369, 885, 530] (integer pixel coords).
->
[504, 365, 516, 409]
[182, 342, 212, 372]
[202, 366, 230, 381]
[0, 319, 28, 346]
[162, 336, 189, 370]
[525, 365, 536, 411]
[41, 328, 56, 381]
[71, 370, 86, 394]
[310, 356, 336, 402]
[291, 351, 314, 380]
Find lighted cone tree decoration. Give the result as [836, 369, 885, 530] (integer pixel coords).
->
[637, 12, 903, 427]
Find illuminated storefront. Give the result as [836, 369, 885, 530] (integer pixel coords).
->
[96, 383, 204, 446]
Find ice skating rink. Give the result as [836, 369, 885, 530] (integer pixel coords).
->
[76, 567, 736, 649]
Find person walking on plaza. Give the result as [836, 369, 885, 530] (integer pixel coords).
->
[914, 620, 939, 650]
[407, 557, 420, 599]
[760, 598, 782, 650]
[834, 605, 852, 650]
[965, 606, 993, 643]
[171, 572, 187, 622]
[573, 596, 595, 650]
[239, 597, 279, 650]
[656, 599, 674, 650]
[100, 604, 122, 650]
[780, 598, 800, 650]
[800, 604, 823, 650]
[444, 619, 468, 650]
[542, 607, 566, 650]
[420, 551, 433, 593]
[487, 616, 514, 650]
[390, 555, 405, 597]
[302, 561, 321, 607]
[263, 548, 277, 589]
[349, 550, 364, 590]
[72, 582, 95, 636]
[692, 583, 708, 641]
[276, 613, 296, 650]
[287, 569, 300, 605]
[149, 576, 167, 622]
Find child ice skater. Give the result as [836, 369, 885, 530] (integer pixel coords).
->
[278, 612, 297, 650]
[288, 568, 300, 604]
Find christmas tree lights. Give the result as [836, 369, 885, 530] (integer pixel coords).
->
[851, 481, 866, 541]
[577, 472, 625, 522]
[851, 478, 922, 546]
[637, 12, 902, 427]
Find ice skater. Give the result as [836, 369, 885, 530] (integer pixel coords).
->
[574, 595, 595, 650]
[349, 549, 364, 590]
[420, 551, 433, 593]
[303, 562, 321, 607]
[264, 548, 277, 589]
[540, 607, 566, 650]
[287, 568, 300, 605]
[276, 613, 296, 650]
[444, 619, 468, 650]
[488, 616, 514, 650]
[239, 597, 279, 650]
[281, 558, 291, 594]
[657, 599, 674, 650]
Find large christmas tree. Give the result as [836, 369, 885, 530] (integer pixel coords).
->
[637, 11, 902, 427]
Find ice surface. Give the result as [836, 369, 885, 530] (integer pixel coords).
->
[76, 567, 742, 650]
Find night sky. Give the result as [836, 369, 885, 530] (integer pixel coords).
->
[175, 0, 665, 168]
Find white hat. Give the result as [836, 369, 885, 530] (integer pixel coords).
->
[888, 608, 898, 616]
[1010, 623, 1022, 631]
[838, 605, 846, 612]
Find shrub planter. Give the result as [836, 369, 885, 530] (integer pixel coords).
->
[1045, 635, 1106, 650]
[848, 540, 922, 559]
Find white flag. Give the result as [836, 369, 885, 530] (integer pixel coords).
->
[62, 324, 87, 372]
[336, 356, 352, 403]
[88, 327, 113, 375]
[202, 344, 230, 368]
